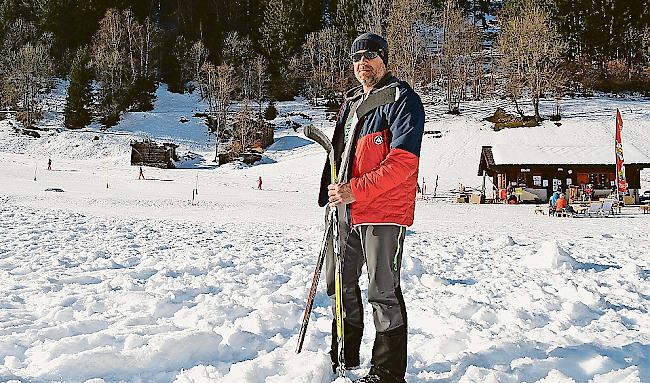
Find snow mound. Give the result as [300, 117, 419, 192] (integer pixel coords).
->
[620, 263, 643, 280]
[420, 274, 448, 289]
[173, 364, 223, 382]
[535, 369, 577, 382]
[491, 235, 516, 248]
[458, 365, 518, 382]
[590, 366, 641, 383]
[521, 241, 579, 270]
[34, 131, 131, 160]
[0, 124, 131, 162]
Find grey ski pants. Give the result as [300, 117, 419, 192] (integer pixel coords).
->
[326, 224, 407, 333]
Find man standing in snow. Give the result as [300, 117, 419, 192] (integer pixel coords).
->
[257, 176, 263, 190]
[47, 158, 52, 171]
[319, 33, 424, 383]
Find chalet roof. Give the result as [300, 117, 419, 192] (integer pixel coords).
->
[487, 145, 650, 166]
[478, 145, 650, 175]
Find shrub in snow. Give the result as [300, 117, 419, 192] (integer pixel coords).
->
[264, 103, 278, 120]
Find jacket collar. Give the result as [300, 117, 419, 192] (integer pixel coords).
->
[345, 72, 399, 101]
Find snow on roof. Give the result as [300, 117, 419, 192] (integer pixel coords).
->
[490, 144, 650, 165]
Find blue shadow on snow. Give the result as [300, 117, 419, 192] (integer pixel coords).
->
[268, 136, 312, 151]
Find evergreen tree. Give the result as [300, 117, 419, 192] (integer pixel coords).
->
[64, 46, 94, 129]
[333, 0, 362, 44]
[0, 0, 17, 39]
[259, 0, 304, 66]
[545, 0, 650, 90]
[260, 0, 319, 98]
[166, 35, 191, 93]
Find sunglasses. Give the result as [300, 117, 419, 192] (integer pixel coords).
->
[351, 50, 382, 62]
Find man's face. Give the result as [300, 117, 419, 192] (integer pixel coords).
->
[353, 50, 386, 89]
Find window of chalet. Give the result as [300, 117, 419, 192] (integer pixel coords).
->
[588, 173, 615, 189]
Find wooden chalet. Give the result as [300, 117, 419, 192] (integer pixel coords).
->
[130, 140, 178, 169]
[478, 145, 650, 203]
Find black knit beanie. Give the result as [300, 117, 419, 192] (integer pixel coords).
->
[350, 33, 388, 66]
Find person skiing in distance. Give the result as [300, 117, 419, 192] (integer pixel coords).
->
[320, 32, 424, 383]
[138, 166, 145, 180]
[257, 176, 263, 190]
[47, 158, 52, 171]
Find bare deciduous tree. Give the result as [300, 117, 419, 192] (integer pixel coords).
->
[0, 19, 54, 127]
[189, 40, 208, 96]
[302, 26, 350, 105]
[213, 64, 235, 132]
[93, 9, 125, 89]
[251, 55, 269, 118]
[123, 11, 158, 82]
[497, 1, 565, 123]
[641, 28, 650, 74]
[222, 32, 254, 100]
[232, 100, 257, 154]
[92, 9, 126, 122]
[200, 62, 235, 160]
[440, 0, 481, 113]
[360, 0, 389, 36]
[386, 0, 432, 88]
[6, 41, 54, 127]
[92, 8, 159, 124]
[302, 31, 324, 105]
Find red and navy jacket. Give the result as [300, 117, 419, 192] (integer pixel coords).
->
[319, 74, 425, 226]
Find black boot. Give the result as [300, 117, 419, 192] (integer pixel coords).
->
[330, 319, 363, 372]
[354, 366, 405, 383]
[353, 373, 382, 382]
[369, 325, 407, 382]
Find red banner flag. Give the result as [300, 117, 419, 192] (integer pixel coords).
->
[615, 109, 627, 193]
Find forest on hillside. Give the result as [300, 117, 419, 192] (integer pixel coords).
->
[1, 0, 649, 134]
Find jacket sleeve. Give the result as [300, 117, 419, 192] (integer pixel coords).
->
[349, 90, 425, 202]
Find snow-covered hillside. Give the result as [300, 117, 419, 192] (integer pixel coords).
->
[0, 86, 649, 383]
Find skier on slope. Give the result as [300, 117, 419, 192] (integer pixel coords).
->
[319, 33, 424, 383]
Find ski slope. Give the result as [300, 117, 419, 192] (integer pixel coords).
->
[0, 85, 649, 383]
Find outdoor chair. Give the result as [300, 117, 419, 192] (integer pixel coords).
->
[571, 204, 588, 215]
[555, 208, 571, 218]
[599, 199, 616, 217]
[585, 201, 604, 217]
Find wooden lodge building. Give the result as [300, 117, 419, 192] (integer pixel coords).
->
[478, 145, 650, 203]
[130, 140, 178, 169]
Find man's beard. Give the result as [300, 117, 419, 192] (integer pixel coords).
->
[356, 66, 384, 88]
[359, 72, 380, 88]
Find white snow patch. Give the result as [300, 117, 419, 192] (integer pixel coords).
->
[521, 241, 579, 270]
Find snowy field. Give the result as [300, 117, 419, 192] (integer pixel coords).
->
[1, 86, 649, 383]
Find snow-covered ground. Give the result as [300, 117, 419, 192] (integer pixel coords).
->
[0, 87, 649, 383]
